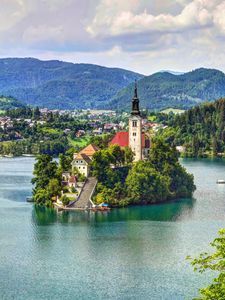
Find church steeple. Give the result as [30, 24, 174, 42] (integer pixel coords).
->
[131, 80, 140, 116]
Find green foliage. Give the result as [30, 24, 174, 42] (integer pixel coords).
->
[47, 178, 61, 198]
[188, 229, 225, 299]
[0, 107, 90, 156]
[126, 161, 171, 204]
[90, 134, 113, 149]
[92, 144, 131, 187]
[0, 58, 142, 109]
[170, 98, 225, 157]
[109, 68, 225, 111]
[70, 186, 77, 193]
[32, 154, 60, 206]
[0, 96, 24, 111]
[59, 151, 73, 172]
[92, 140, 195, 206]
[60, 195, 70, 206]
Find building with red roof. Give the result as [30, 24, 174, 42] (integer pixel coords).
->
[110, 82, 150, 161]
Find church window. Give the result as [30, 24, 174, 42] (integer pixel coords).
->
[132, 121, 137, 127]
[133, 132, 136, 136]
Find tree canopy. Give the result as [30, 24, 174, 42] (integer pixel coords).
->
[188, 229, 225, 299]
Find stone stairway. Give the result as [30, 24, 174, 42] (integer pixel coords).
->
[69, 177, 97, 209]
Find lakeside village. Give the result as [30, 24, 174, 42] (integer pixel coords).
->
[31, 84, 195, 210]
[0, 103, 169, 158]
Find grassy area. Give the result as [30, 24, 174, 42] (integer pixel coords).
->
[148, 115, 157, 122]
[0, 110, 5, 115]
[41, 127, 63, 135]
[68, 135, 91, 149]
[160, 108, 185, 114]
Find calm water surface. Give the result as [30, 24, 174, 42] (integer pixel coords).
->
[0, 157, 225, 300]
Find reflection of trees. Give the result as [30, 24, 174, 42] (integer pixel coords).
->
[32, 198, 196, 227]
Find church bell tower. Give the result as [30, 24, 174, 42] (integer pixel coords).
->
[129, 81, 142, 161]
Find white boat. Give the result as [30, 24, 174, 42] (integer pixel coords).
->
[216, 180, 225, 184]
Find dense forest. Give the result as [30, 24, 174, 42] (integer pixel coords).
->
[1, 58, 225, 111]
[0, 96, 24, 111]
[109, 68, 225, 111]
[0, 58, 142, 109]
[163, 98, 225, 157]
[92, 139, 195, 207]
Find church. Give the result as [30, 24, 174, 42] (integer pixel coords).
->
[110, 82, 150, 161]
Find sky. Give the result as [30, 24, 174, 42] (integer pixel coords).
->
[1, 0, 225, 75]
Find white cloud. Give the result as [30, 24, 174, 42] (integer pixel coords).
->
[0, 0, 225, 75]
[87, 0, 220, 37]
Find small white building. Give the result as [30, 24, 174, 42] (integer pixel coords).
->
[71, 144, 99, 177]
[72, 153, 91, 177]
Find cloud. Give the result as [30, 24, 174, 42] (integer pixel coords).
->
[86, 0, 220, 37]
[0, 0, 225, 75]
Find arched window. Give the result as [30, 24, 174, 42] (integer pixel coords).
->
[132, 121, 137, 127]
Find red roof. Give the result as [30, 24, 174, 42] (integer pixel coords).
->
[110, 132, 129, 147]
[110, 132, 150, 149]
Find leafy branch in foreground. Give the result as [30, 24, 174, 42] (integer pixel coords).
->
[187, 229, 225, 299]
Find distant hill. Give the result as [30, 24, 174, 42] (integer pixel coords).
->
[0, 96, 24, 111]
[109, 68, 225, 111]
[0, 58, 143, 109]
[159, 70, 185, 75]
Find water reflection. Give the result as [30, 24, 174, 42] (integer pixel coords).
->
[32, 197, 196, 226]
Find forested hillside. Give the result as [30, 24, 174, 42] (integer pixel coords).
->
[168, 98, 225, 156]
[109, 68, 225, 111]
[0, 96, 24, 111]
[0, 58, 143, 109]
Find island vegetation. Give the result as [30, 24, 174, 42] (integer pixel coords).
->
[31, 137, 195, 208]
[92, 138, 195, 206]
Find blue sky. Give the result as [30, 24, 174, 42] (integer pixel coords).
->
[1, 0, 225, 75]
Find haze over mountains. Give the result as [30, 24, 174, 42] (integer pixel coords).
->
[110, 68, 225, 111]
[1, 58, 225, 111]
[0, 58, 143, 110]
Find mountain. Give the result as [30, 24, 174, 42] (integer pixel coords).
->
[0, 96, 24, 111]
[0, 58, 143, 109]
[109, 68, 225, 111]
[159, 70, 185, 75]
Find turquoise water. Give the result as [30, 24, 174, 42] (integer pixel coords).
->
[0, 157, 225, 300]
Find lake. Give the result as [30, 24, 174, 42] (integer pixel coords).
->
[0, 157, 225, 300]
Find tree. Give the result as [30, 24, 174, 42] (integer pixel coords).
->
[47, 178, 61, 198]
[188, 229, 225, 299]
[60, 195, 70, 206]
[126, 160, 171, 204]
[32, 154, 59, 206]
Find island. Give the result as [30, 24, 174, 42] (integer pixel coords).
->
[31, 84, 196, 209]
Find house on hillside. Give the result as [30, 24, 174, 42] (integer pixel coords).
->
[71, 144, 99, 177]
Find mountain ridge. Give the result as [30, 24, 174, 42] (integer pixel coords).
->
[0, 57, 143, 109]
[0, 58, 225, 111]
[108, 67, 225, 111]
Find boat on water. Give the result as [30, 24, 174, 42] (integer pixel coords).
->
[91, 203, 111, 211]
[26, 196, 34, 202]
[4, 154, 14, 158]
[22, 154, 35, 157]
[216, 179, 225, 184]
